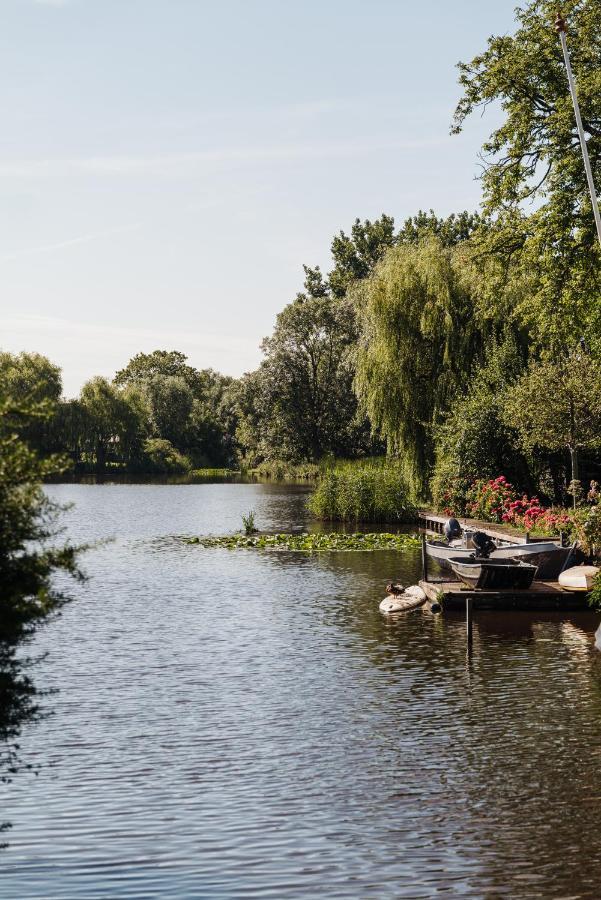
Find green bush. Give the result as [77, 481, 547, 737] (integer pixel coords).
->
[142, 438, 191, 474]
[308, 462, 417, 523]
[588, 572, 601, 611]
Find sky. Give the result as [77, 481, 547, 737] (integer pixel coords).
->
[0, 0, 521, 397]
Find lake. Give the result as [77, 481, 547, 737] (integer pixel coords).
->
[2, 481, 601, 898]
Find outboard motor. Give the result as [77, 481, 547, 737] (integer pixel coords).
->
[444, 517, 462, 543]
[472, 531, 496, 558]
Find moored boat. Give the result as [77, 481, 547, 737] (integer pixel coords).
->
[558, 565, 599, 592]
[426, 538, 572, 580]
[449, 557, 538, 590]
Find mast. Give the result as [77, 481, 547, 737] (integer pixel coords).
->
[555, 10, 601, 249]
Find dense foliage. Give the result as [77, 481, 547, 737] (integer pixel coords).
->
[307, 461, 417, 524]
[453, 0, 601, 350]
[0, 395, 84, 645]
[354, 237, 483, 493]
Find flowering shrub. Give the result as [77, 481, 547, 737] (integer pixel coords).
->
[465, 476, 516, 523]
[437, 473, 601, 554]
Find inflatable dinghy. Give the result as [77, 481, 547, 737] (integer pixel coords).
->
[379, 585, 426, 614]
[558, 565, 599, 592]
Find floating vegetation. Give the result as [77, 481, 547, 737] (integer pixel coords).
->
[186, 532, 420, 552]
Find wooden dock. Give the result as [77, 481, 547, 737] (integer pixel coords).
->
[419, 579, 588, 611]
[416, 511, 584, 614]
[418, 510, 563, 545]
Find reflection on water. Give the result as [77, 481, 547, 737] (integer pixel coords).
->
[0, 648, 43, 846]
[1, 482, 601, 898]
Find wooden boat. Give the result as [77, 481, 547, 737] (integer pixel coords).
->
[558, 565, 599, 592]
[449, 557, 538, 590]
[426, 539, 571, 580]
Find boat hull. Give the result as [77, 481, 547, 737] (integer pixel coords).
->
[449, 557, 538, 590]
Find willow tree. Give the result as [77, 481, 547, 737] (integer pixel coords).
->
[354, 238, 482, 495]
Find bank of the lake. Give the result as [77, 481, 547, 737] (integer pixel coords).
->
[2, 480, 601, 899]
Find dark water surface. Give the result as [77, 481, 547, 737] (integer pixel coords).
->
[2, 482, 601, 899]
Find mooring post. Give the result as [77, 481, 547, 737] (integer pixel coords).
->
[466, 596, 473, 647]
[421, 534, 428, 583]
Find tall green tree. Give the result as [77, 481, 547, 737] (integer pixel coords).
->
[114, 350, 207, 394]
[503, 350, 601, 505]
[0, 352, 63, 455]
[431, 331, 531, 505]
[0, 394, 83, 645]
[115, 351, 236, 465]
[79, 377, 147, 471]
[301, 211, 480, 302]
[354, 237, 483, 493]
[143, 375, 193, 449]
[453, 0, 601, 347]
[248, 296, 371, 462]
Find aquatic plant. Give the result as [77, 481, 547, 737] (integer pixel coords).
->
[241, 510, 257, 535]
[308, 462, 417, 524]
[186, 532, 420, 552]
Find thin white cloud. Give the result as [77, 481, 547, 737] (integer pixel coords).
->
[0, 223, 141, 265]
[0, 136, 450, 179]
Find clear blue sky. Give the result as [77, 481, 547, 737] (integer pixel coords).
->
[1, 0, 520, 397]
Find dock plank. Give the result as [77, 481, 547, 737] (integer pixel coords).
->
[418, 579, 588, 611]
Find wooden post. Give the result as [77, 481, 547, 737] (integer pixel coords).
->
[525, 532, 530, 544]
[421, 534, 429, 583]
[466, 596, 473, 646]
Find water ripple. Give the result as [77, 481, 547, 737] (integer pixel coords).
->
[1, 483, 601, 898]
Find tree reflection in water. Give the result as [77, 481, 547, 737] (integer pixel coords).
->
[0, 645, 45, 848]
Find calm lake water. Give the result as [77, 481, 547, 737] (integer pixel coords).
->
[2, 481, 601, 898]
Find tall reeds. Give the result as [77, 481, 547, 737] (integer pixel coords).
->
[307, 461, 417, 523]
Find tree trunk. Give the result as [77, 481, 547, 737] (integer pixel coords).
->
[569, 445, 579, 509]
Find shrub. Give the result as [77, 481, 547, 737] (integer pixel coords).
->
[142, 438, 191, 474]
[308, 462, 417, 523]
[588, 572, 601, 611]
[463, 476, 516, 522]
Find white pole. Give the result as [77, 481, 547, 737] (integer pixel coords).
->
[556, 12, 601, 249]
